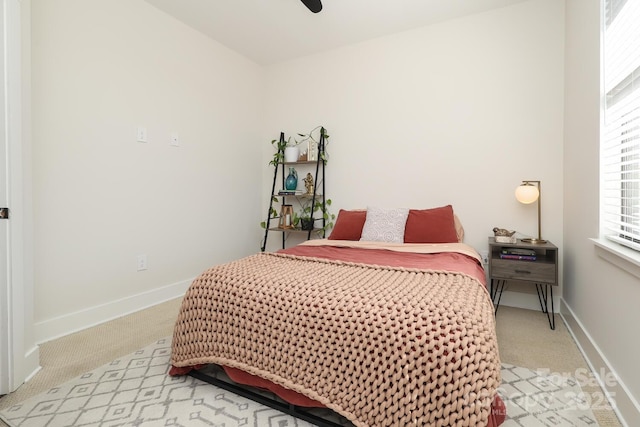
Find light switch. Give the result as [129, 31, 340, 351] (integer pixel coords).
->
[137, 126, 148, 143]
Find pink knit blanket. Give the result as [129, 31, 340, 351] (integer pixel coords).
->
[171, 252, 500, 426]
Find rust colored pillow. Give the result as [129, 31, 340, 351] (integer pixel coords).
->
[404, 205, 459, 243]
[328, 209, 367, 240]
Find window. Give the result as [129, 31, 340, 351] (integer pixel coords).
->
[602, 0, 640, 251]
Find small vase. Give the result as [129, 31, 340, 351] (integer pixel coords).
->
[284, 146, 299, 163]
[285, 167, 298, 190]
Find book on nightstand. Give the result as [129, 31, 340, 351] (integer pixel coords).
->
[500, 248, 536, 261]
[499, 253, 537, 261]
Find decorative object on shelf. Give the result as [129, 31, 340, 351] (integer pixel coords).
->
[515, 180, 547, 244]
[499, 247, 537, 261]
[308, 139, 318, 161]
[300, 218, 314, 231]
[278, 189, 302, 195]
[298, 147, 308, 161]
[296, 126, 329, 164]
[284, 145, 299, 163]
[285, 167, 298, 191]
[278, 204, 294, 229]
[492, 227, 516, 244]
[303, 173, 314, 195]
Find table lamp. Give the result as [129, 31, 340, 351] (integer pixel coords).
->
[515, 180, 546, 244]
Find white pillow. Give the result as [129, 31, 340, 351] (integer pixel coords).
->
[360, 206, 410, 243]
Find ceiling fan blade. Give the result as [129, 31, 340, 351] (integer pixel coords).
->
[300, 0, 322, 13]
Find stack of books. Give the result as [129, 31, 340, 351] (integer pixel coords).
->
[278, 189, 303, 195]
[500, 248, 537, 261]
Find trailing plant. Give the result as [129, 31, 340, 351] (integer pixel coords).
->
[260, 196, 280, 229]
[292, 197, 335, 233]
[269, 137, 287, 167]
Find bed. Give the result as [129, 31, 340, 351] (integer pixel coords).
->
[170, 206, 506, 426]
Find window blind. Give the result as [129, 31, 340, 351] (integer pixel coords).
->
[602, 0, 640, 250]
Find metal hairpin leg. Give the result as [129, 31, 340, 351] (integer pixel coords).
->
[491, 279, 507, 314]
[535, 283, 555, 330]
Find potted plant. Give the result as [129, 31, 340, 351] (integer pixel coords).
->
[284, 140, 301, 163]
[269, 135, 304, 164]
[292, 198, 335, 233]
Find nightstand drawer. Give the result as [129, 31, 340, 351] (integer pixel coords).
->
[491, 259, 556, 284]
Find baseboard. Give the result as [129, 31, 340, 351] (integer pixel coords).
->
[21, 345, 40, 382]
[34, 279, 193, 344]
[561, 299, 640, 427]
[497, 289, 560, 313]
[10, 344, 41, 393]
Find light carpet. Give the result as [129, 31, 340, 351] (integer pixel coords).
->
[0, 337, 603, 427]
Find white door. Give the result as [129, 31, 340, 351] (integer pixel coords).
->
[0, 0, 11, 395]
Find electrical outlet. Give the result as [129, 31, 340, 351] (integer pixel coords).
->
[137, 254, 148, 271]
[480, 250, 489, 266]
[170, 132, 179, 147]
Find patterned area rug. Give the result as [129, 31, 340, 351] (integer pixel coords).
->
[0, 337, 602, 426]
[500, 363, 600, 426]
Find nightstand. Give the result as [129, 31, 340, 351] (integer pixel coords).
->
[488, 237, 558, 329]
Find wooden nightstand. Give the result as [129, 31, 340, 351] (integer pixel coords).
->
[488, 237, 558, 329]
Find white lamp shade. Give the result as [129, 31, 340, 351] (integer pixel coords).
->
[515, 184, 539, 204]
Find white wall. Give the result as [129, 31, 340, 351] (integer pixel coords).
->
[31, 0, 264, 342]
[262, 0, 566, 310]
[563, 0, 640, 424]
[27, 0, 567, 341]
[23, 0, 640, 422]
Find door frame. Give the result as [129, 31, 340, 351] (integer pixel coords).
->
[1, 0, 38, 394]
[1, 0, 10, 395]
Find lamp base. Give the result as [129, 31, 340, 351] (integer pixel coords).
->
[520, 238, 547, 244]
